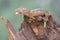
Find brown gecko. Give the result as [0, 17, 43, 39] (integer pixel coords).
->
[16, 8, 51, 22]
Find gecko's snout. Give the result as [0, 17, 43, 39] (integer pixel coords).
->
[16, 12, 19, 14]
[16, 12, 22, 16]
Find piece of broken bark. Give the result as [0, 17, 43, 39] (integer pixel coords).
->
[22, 14, 60, 40]
[1, 8, 60, 40]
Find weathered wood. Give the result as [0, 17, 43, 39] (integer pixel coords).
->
[1, 9, 60, 40]
[21, 15, 60, 40]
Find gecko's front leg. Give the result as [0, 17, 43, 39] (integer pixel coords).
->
[43, 14, 49, 28]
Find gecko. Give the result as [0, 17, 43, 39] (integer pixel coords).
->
[16, 8, 51, 21]
[16, 8, 51, 28]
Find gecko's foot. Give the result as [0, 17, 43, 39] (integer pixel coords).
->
[43, 17, 48, 22]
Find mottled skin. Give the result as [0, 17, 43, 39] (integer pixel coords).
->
[16, 8, 51, 22]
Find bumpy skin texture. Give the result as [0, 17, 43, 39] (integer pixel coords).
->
[16, 8, 51, 21]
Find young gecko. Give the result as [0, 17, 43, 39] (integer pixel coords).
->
[16, 8, 51, 28]
[16, 8, 51, 21]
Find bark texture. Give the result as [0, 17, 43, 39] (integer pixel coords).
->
[1, 13, 60, 40]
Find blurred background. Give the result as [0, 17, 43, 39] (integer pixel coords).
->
[0, 0, 60, 40]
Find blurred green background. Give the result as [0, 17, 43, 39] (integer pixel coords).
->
[0, 0, 60, 40]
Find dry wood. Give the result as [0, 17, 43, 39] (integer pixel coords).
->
[1, 8, 60, 40]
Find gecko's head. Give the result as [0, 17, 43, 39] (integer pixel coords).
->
[16, 8, 30, 15]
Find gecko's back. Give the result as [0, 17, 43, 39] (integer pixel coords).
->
[30, 8, 49, 17]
